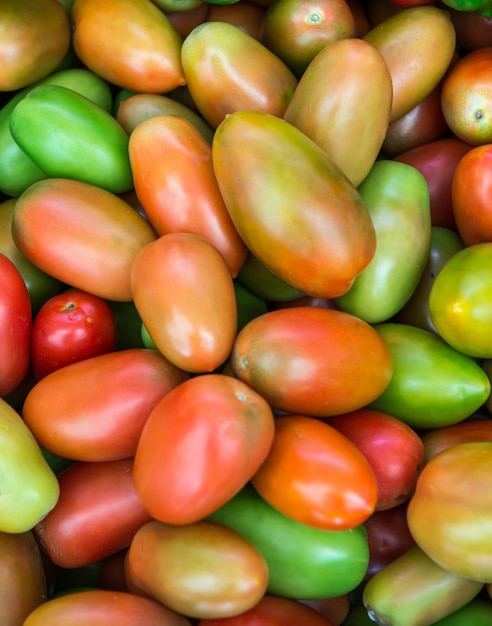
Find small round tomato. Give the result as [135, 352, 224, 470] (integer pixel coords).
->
[31, 289, 118, 380]
[251, 414, 378, 531]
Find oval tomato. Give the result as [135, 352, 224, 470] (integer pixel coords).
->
[126, 519, 269, 620]
[133, 373, 274, 524]
[251, 414, 378, 531]
[421, 418, 492, 463]
[207, 1, 266, 39]
[31, 289, 118, 380]
[231, 307, 393, 417]
[0, 253, 32, 397]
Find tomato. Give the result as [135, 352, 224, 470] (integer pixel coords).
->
[133, 373, 274, 524]
[363, 503, 416, 580]
[31, 289, 118, 380]
[181, 21, 297, 128]
[9, 84, 133, 194]
[429, 242, 492, 358]
[34, 458, 152, 569]
[260, 0, 356, 78]
[394, 137, 472, 230]
[23, 348, 188, 462]
[12, 178, 157, 302]
[0, 397, 59, 533]
[421, 418, 492, 463]
[298, 595, 350, 626]
[23, 589, 191, 626]
[363, 6, 456, 122]
[452, 144, 492, 246]
[430, 599, 492, 626]
[207, 1, 266, 39]
[407, 441, 492, 581]
[0, 0, 71, 91]
[370, 322, 491, 428]
[251, 414, 378, 531]
[212, 111, 376, 299]
[0, 530, 47, 626]
[126, 519, 269, 620]
[283, 37, 392, 187]
[448, 7, 492, 52]
[336, 160, 431, 323]
[231, 307, 393, 417]
[236, 252, 305, 302]
[234, 281, 269, 333]
[0, 253, 32, 397]
[362, 545, 483, 625]
[72, 0, 185, 93]
[328, 409, 424, 511]
[208, 483, 370, 599]
[128, 115, 247, 277]
[198, 594, 336, 626]
[441, 47, 492, 146]
[165, 3, 211, 38]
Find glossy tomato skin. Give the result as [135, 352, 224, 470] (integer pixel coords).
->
[407, 441, 492, 581]
[251, 414, 378, 531]
[31, 289, 118, 380]
[12, 178, 157, 302]
[126, 519, 269, 620]
[213, 111, 376, 299]
[22, 349, 188, 462]
[34, 458, 153, 569]
[22, 589, 191, 626]
[328, 409, 425, 511]
[0, 253, 31, 397]
[208, 484, 370, 599]
[133, 373, 274, 525]
[420, 417, 492, 464]
[231, 307, 393, 417]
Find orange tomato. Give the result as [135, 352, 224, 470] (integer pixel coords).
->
[129, 115, 247, 277]
[251, 414, 378, 531]
[72, 0, 185, 92]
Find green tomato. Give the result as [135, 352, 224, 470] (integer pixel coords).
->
[337, 160, 431, 323]
[208, 483, 369, 599]
[430, 599, 492, 625]
[369, 322, 490, 429]
[234, 280, 269, 332]
[106, 300, 146, 350]
[429, 242, 492, 358]
[237, 252, 305, 302]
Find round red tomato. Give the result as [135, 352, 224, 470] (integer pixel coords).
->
[31, 289, 118, 380]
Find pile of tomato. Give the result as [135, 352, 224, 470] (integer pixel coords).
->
[2, 0, 492, 624]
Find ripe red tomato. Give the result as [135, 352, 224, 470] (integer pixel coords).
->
[0, 253, 32, 397]
[251, 414, 379, 531]
[31, 289, 118, 380]
[327, 409, 425, 511]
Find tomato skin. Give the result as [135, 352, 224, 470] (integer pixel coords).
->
[34, 458, 153, 569]
[126, 520, 269, 620]
[72, 0, 185, 93]
[207, 1, 266, 40]
[181, 21, 297, 128]
[12, 178, 156, 302]
[213, 111, 376, 299]
[208, 483, 369, 599]
[129, 116, 247, 277]
[370, 322, 491, 429]
[430, 599, 492, 626]
[133, 373, 274, 525]
[198, 594, 336, 626]
[131, 233, 237, 373]
[421, 418, 492, 463]
[236, 252, 305, 302]
[0, 253, 31, 397]
[328, 409, 424, 511]
[31, 290, 118, 380]
[23, 589, 191, 626]
[22, 349, 188, 462]
[231, 307, 393, 417]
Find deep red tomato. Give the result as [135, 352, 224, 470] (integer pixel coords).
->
[0, 253, 32, 397]
[327, 409, 425, 511]
[251, 414, 379, 531]
[31, 289, 118, 380]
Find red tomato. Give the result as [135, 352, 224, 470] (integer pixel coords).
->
[327, 409, 425, 511]
[207, 2, 266, 40]
[420, 418, 492, 463]
[133, 373, 275, 525]
[452, 144, 492, 246]
[22, 349, 188, 462]
[198, 594, 336, 626]
[34, 458, 152, 569]
[0, 253, 32, 397]
[251, 414, 379, 531]
[299, 595, 351, 626]
[31, 289, 118, 380]
[23, 589, 191, 626]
